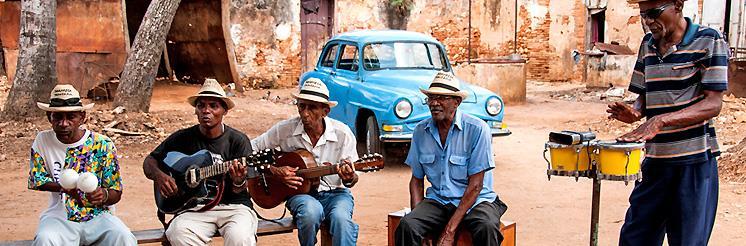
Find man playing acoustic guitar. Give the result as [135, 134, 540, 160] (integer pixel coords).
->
[143, 79, 257, 246]
[252, 78, 360, 246]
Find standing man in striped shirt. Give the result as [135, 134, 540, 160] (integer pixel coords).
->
[608, 0, 728, 245]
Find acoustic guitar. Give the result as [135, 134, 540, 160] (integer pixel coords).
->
[154, 149, 276, 214]
[249, 150, 383, 209]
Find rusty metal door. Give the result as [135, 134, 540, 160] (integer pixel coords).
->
[301, 0, 334, 74]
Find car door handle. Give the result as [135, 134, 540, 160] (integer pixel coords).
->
[330, 71, 336, 76]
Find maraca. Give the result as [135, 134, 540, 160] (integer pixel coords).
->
[59, 169, 79, 190]
[77, 172, 99, 193]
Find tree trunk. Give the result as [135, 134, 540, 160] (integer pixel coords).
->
[0, 38, 6, 76]
[2, 0, 57, 119]
[114, 0, 182, 112]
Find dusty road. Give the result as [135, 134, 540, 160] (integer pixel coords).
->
[1, 81, 744, 245]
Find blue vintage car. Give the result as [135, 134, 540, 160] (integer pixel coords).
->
[299, 30, 510, 163]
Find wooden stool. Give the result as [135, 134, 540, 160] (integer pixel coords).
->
[387, 209, 516, 246]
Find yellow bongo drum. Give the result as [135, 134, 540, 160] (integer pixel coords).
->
[544, 141, 594, 180]
[594, 141, 644, 184]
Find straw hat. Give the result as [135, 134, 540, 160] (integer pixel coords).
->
[187, 79, 235, 110]
[292, 78, 337, 107]
[419, 71, 469, 99]
[36, 84, 94, 112]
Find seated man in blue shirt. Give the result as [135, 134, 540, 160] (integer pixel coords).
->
[395, 72, 508, 246]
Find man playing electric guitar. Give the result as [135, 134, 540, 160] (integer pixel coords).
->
[143, 79, 257, 246]
[252, 78, 360, 246]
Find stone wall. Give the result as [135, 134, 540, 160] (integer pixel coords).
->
[229, 0, 301, 88]
[224, 0, 675, 88]
[454, 61, 527, 104]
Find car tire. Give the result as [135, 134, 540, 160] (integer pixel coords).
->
[363, 116, 383, 156]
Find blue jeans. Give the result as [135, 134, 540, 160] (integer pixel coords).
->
[619, 157, 719, 246]
[286, 188, 359, 246]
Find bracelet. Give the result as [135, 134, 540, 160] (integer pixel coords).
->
[102, 188, 109, 205]
[232, 179, 246, 187]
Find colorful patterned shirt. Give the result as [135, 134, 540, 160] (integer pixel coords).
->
[28, 129, 123, 222]
[629, 17, 729, 165]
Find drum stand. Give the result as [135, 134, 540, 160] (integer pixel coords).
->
[590, 170, 601, 246]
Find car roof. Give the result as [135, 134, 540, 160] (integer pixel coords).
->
[330, 30, 440, 44]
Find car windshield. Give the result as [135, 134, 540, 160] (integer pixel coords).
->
[362, 42, 447, 70]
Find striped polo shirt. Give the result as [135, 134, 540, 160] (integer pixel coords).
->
[629, 17, 729, 165]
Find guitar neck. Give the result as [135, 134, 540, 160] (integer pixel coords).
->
[297, 162, 368, 178]
[297, 164, 340, 178]
[197, 157, 252, 180]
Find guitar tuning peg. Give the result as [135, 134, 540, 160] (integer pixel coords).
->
[252, 151, 257, 155]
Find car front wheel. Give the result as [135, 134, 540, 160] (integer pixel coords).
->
[362, 116, 383, 156]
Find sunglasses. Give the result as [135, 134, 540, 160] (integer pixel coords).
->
[640, 3, 673, 20]
[426, 95, 458, 102]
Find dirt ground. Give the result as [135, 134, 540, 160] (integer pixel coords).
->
[1, 79, 745, 245]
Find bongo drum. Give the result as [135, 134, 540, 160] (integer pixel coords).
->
[594, 141, 643, 184]
[544, 141, 593, 180]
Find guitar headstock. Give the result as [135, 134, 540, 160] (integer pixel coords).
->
[354, 153, 384, 172]
[244, 148, 279, 171]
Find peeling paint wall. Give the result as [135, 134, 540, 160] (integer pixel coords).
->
[226, 0, 660, 88]
[229, 0, 301, 88]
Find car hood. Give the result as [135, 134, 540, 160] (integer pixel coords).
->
[362, 70, 478, 103]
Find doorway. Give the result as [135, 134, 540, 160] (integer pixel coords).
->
[300, 0, 335, 74]
[124, 0, 239, 85]
[590, 9, 606, 44]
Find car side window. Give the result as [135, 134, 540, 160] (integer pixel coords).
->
[336, 44, 359, 72]
[321, 44, 339, 68]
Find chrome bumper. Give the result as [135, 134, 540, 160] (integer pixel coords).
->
[380, 127, 511, 143]
[491, 128, 512, 137]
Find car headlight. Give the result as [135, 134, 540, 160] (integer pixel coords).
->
[395, 99, 413, 119]
[486, 97, 502, 116]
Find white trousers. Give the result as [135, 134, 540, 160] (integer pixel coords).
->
[166, 204, 258, 246]
[32, 212, 136, 246]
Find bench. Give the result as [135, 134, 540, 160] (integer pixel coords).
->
[134, 217, 298, 244]
[0, 218, 332, 245]
[387, 209, 517, 246]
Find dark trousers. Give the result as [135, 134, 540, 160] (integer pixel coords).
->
[619, 157, 719, 246]
[395, 198, 508, 246]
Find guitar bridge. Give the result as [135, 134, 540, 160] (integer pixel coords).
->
[186, 168, 199, 188]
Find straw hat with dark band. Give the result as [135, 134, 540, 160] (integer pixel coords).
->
[292, 78, 337, 107]
[187, 79, 235, 110]
[37, 84, 94, 112]
[420, 71, 469, 99]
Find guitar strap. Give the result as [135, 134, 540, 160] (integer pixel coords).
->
[196, 177, 225, 212]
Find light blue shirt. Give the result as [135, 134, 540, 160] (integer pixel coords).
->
[405, 110, 496, 210]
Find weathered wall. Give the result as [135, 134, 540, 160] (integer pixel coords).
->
[454, 62, 527, 104]
[0, 0, 128, 94]
[587, 54, 637, 88]
[229, 0, 301, 88]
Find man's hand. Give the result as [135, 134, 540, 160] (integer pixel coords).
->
[618, 116, 665, 142]
[156, 173, 178, 198]
[228, 160, 247, 185]
[270, 166, 303, 189]
[436, 229, 456, 246]
[85, 187, 107, 206]
[607, 102, 643, 124]
[60, 187, 84, 204]
[337, 159, 357, 185]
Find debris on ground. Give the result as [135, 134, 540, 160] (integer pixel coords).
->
[719, 136, 746, 183]
[548, 86, 634, 103]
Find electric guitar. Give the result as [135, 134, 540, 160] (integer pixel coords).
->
[154, 149, 276, 214]
[249, 150, 384, 209]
